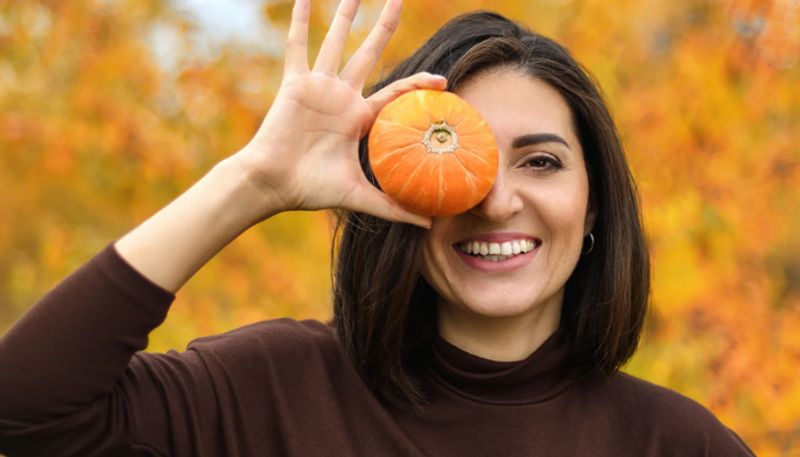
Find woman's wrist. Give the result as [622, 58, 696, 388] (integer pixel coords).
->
[212, 153, 286, 229]
[113, 155, 285, 293]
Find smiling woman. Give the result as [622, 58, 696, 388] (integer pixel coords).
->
[422, 71, 593, 362]
[0, 0, 756, 456]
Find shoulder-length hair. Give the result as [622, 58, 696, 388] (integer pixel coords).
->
[331, 11, 649, 410]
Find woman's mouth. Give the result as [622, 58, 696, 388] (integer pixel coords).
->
[453, 237, 542, 272]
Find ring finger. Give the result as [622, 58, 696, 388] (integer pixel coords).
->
[340, 0, 402, 89]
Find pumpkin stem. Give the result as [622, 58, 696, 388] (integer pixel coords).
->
[423, 122, 459, 154]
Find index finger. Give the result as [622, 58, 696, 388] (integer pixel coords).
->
[284, 0, 311, 75]
[339, 0, 402, 89]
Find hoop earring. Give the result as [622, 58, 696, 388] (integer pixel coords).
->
[582, 232, 595, 255]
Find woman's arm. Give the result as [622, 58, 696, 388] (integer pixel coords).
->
[115, 0, 441, 293]
[113, 156, 278, 293]
[1, 0, 444, 453]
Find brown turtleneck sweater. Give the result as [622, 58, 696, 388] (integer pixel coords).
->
[0, 244, 756, 456]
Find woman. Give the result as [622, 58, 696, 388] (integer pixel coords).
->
[0, 0, 755, 455]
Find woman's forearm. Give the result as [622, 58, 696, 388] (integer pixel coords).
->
[114, 155, 279, 293]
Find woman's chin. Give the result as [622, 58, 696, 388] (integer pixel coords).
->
[447, 296, 542, 320]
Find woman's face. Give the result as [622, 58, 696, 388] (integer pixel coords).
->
[421, 68, 595, 324]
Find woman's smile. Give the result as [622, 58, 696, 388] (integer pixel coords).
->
[453, 232, 541, 272]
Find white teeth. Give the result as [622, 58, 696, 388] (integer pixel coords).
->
[521, 240, 533, 253]
[458, 238, 539, 259]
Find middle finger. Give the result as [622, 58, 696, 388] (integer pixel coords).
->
[312, 0, 361, 75]
[340, 0, 402, 89]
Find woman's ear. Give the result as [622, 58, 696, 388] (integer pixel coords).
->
[584, 192, 597, 236]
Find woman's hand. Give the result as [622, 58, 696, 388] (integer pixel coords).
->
[232, 0, 445, 228]
[115, 0, 443, 291]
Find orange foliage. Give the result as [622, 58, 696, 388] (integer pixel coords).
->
[1, 0, 798, 454]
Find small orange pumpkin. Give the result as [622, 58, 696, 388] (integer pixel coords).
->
[368, 89, 499, 216]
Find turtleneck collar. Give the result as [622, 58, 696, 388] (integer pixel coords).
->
[426, 324, 582, 405]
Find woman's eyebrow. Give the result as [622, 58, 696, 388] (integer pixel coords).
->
[511, 133, 570, 149]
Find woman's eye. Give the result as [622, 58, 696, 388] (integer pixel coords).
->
[524, 155, 562, 172]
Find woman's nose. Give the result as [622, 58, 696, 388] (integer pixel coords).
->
[468, 167, 523, 222]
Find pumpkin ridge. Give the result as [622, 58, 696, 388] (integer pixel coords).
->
[446, 105, 469, 130]
[373, 119, 425, 136]
[457, 144, 494, 168]
[377, 161, 403, 191]
[452, 152, 480, 185]
[395, 154, 430, 199]
[436, 156, 444, 213]
[372, 147, 425, 194]
[453, 154, 482, 202]
[370, 142, 423, 168]
[449, 111, 470, 132]
[456, 120, 492, 140]
[370, 122, 423, 146]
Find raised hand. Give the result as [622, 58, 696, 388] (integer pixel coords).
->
[232, 0, 446, 228]
[114, 0, 445, 291]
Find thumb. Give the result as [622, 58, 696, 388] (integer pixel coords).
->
[365, 72, 448, 122]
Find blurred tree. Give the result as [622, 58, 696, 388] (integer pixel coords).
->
[1, 0, 798, 454]
[0, 0, 333, 348]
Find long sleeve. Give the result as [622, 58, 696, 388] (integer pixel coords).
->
[0, 244, 177, 456]
[0, 243, 388, 457]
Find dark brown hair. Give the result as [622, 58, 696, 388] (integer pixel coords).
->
[332, 11, 649, 410]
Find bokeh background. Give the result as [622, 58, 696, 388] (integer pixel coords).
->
[1, 0, 798, 454]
